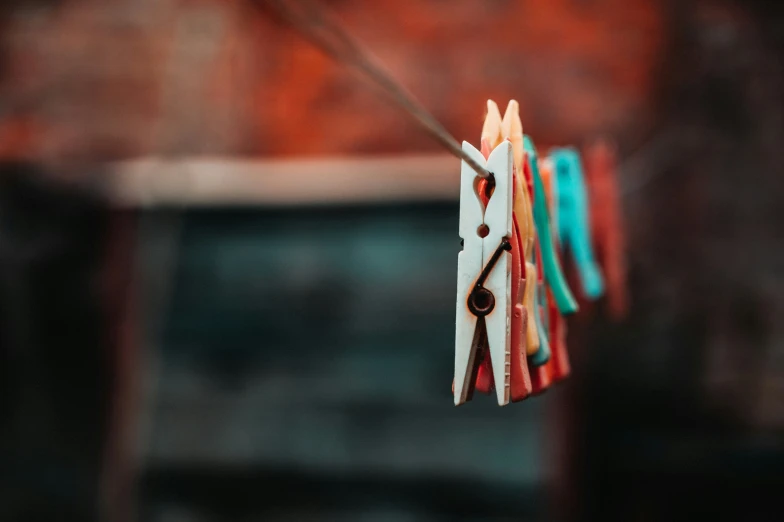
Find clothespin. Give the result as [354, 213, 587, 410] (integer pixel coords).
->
[529, 242, 551, 368]
[496, 100, 545, 396]
[501, 101, 540, 357]
[459, 100, 531, 404]
[538, 157, 570, 383]
[528, 240, 553, 393]
[546, 285, 571, 382]
[550, 147, 604, 300]
[584, 139, 628, 320]
[455, 140, 522, 406]
[521, 142, 575, 392]
[486, 106, 555, 393]
[522, 136, 578, 314]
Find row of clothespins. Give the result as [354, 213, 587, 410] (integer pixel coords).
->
[454, 99, 626, 406]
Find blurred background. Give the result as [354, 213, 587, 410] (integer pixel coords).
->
[1, 0, 783, 521]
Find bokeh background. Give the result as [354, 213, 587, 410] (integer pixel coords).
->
[1, 0, 783, 521]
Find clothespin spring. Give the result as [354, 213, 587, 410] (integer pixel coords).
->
[467, 239, 512, 317]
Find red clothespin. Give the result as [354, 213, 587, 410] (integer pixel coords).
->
[584, 139, 628, 320]
[547, 286, 570, 382]
[501, 102, 541, 366]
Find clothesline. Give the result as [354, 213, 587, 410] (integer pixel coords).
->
[257, 0, 671, 198]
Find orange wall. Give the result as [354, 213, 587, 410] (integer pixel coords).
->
[1, 0, 665, 162]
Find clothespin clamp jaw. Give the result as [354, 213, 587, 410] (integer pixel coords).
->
[551, 147, 605, 300]
[455, 141, 513, 406]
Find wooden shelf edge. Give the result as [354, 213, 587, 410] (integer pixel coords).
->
[107, 155, 459, 207]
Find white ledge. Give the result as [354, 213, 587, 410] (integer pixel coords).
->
[107, 155, 459, 207]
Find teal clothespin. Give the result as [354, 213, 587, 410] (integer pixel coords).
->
[528, 272, 551, 366]
[523, 135, 578, 314]
[551, 147, 605, 300]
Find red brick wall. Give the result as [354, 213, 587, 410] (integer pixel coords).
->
[1, 0, 665, 162]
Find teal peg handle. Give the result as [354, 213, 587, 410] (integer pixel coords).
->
[523, 135, 579, 314]
[552, 147, 605, 300]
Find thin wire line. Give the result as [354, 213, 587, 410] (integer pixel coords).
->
[262, 0, 491, 179]
[261, 0, 678, 195]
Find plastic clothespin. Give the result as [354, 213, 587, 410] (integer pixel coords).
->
[501, 101, 540, 357]
[498, 127, 551, 389]
[538, 158, 571, 382]
[528, 243, 553, 394]
[509, 211, 532, 401]
[584, 139, 628, 319]
[477, 100, 539, 401]
[528, 275, 553, 391]
[523, 136, 578, 314]
[546, 285, 570, 382]
[550, 147, 604, 300]
[454, 140, 516, 406]
[458, 101, 531, 403]
[529, 243, 551, 368]
[468, 123, 502, 399]
[522, 143, 571, 393]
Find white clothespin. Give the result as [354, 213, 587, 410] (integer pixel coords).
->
[454, 140, 513, 406]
